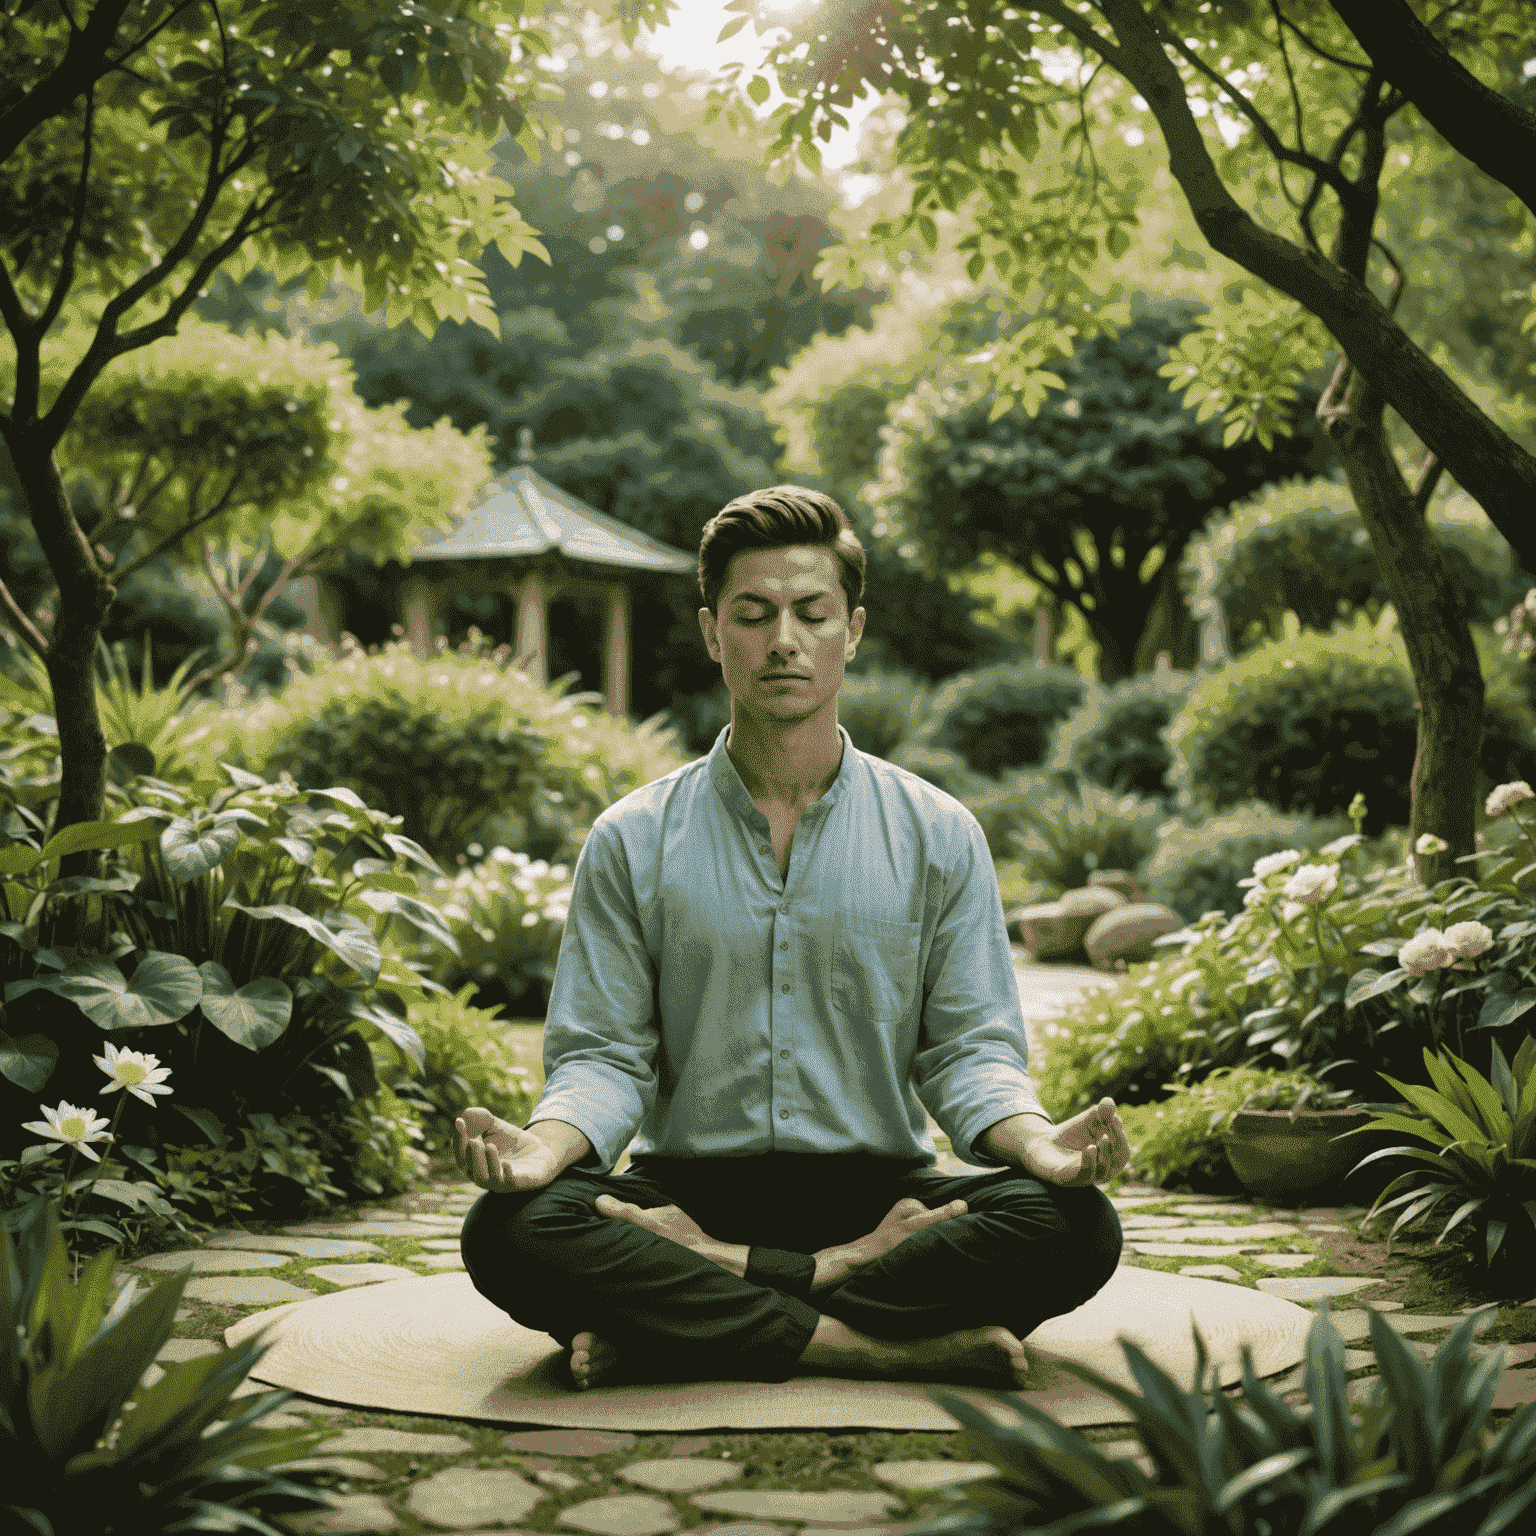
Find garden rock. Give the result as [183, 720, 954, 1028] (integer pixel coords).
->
[1087, 869, 1144, 903]
[1012, 902, 1081, 959]
[406, 1467, 546, 1527]
[1084, 902, 1186, 968]
[556, 1495, 680, 1535]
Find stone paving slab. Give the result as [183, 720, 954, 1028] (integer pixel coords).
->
[1128, 1242, 1261, 1258]
[307, 1263, 424, 1287]
[183, 1275, 313, 1304]
[288, 1491, 397, 1532]
[1138, 1223, 1301, 1243]
[206, 1233, 387, 1259]
[407, 1467, 546, 1527]
[275, 1457, 387, 1481]
[1493, 1369, 1536, 1408]
[1255, 1276, 1383, 1302]
[418, 1237, 464, 1251]
[1252, 1254, 1317, 1270]
[325, 1427, 475, 1456]
[134, 1248, 292, 1274]
[1170, 1204, 1255, 1218]
[1118, 1215, 1189, 1229]
[501, 1430, 637, 1456]
[284, 1221, 462, 1238]
[417, 1251, 467, 1269]
[619, 1459, 746, 1492]
[557, 1494, 680, 1535]
[1179, 1264, 1242, 1281]
[157, 1338, 223, 1363]
[871, 1461, 996, 1489]
[691, 1492, 904, 1525]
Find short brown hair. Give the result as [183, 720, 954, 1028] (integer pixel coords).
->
[698, 485, 866, 616]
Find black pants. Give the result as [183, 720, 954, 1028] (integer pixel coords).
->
[460, 1152, 1124, 1384]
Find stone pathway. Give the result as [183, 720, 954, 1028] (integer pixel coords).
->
[107, 958, 1535, 1533]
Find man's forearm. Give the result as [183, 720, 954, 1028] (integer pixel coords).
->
[526, 1118, 594, 1177]
[980, 1111, 1056, 1168]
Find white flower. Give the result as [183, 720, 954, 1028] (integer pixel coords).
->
[1253, 849, 1302, 879]
[1321, 834, 1363, 858]
[1486, 781, 1535, 818]
[22, 1101, 113, 1162]
[1243, 887, 1266, 908]
[1280, 900, 1306, 923]
[1415, 832, 1450, 856]
[1281, 863, 1338, 906]
[94, 1042, 173, 1105]
[1443, 921, 1495, 961]
[1399, 928, 1454, 976]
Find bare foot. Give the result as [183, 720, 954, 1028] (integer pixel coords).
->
[567, 1330, 621, 1391]
[799, 1314, 1030, 1389]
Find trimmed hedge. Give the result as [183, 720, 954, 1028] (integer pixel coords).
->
[1045, 666, 1199, 805]
[835, 666, 932, 758]
[192, 635, 688, 865]
[1164, 612, 1536, 836]
[917, 660, 1092, 778]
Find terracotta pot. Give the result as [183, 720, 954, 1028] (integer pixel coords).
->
[1222, 1106, 1381, 1200]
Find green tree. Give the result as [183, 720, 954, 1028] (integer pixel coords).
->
[0, 0, 666, 860]
[866, 300, 1332, 683]
[714, 0, 1536, 891]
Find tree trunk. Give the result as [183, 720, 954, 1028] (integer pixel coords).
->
[1318, 366, 1481, 889]
[6, 437, 115, 873]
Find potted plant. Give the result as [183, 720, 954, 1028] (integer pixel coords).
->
[1219, 1072, 1378, 1200]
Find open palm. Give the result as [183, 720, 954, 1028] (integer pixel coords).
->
[1023, 1098, 1131, 1187]
[454, 1107, 558, 1192]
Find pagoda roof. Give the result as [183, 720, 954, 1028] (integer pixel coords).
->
[407, 463, 696, 574]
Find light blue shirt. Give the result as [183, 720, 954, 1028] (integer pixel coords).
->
[530, 723, 1049, 1175]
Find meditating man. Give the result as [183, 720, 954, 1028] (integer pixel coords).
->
[455, 485, 1129, 1392]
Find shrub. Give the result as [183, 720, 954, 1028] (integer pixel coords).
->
[370, 983, 540, 1158]
[1164, 610, 1536, 835]
[398, 844, 573, 1016]
[834, 666, 931, 758]
[1140, 800, 1400, 923]
[1001, 774, 1166, 901]
[916, 660, 1092, 778]
[1044, 666, 1198, 805]
[1120, 1065, 1355, 1192]
[192, 633, 688, 866]
[1182, 479, 1535, 657]
[887, 740, 995, 804]
[1034, 934, 1271, 1114]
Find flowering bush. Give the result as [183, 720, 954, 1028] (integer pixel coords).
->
[395, 843, 574, 1016]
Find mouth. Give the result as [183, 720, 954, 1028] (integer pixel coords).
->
[761, 673, 811, 682]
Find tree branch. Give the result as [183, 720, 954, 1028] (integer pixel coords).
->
[1328, 0, 1536, 221]
[0, 576, 50, 660]
[0, 0, 131, 168]
[1413, 453, 1444, 515]
[110, 473, 244, 585]
[34, 81, 95, 340]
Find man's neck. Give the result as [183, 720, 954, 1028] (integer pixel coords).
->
[725, 708, 843, 808]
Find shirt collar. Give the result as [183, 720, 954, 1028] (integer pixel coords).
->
[707, 721, 857, 821]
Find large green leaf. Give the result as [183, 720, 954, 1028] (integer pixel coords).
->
[160, 816, 244, 882]
[196, 962, 292, 1051]
[0, 844, 42, 875]
[8, 953, 202, 1029]
[347, 997, 425, 1072]
[354, 886, 460, 956]
[39, 816, 164, 866]
[0, 1029, 58, 1091]
[224, 900, 381, 983]
[1345, 966, 1408, 1007]
[382, 830, 444, 876]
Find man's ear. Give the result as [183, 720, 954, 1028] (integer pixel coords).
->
[698, 606, 719, 662]
[846, 604, 866, 657]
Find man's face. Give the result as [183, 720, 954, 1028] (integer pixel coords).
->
[699, 545, 865, 724]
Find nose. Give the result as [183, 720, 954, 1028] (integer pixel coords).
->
[770, 611, 800, 656]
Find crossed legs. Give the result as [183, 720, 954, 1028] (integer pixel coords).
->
[460, 1157, 1123, 1391]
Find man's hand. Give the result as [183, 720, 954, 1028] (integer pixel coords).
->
[454, 1107, 561, 1193]
[986, 1100, 1131, 1187]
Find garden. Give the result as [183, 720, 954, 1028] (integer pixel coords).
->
[5, 2, 1536, 1535]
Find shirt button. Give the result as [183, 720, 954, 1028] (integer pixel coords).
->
[759, 843, 769, 854]
[780, 1049, 789, 1059]
[779, 903, 789, 913]
[781, 983, 790, 993]
[779, 941, 788, 951]
[779, 1109, 789, 1119]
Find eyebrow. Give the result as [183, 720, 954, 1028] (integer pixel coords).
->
[729, 589, 835, 606]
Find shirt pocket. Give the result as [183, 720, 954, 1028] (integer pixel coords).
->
[831, 912, 923, 1024]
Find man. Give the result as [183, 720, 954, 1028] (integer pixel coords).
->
[455, 485, 1129, 1392]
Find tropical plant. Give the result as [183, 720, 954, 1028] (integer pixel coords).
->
[1000, 774, 1166, 903]
[1, 1198, 339, 1536]
[915, 1303, 1536, 1536]
[1120, 1066, 1356, 1193]
[371, 983, 539, 1160]
[1348, 1037, 1536, 1289]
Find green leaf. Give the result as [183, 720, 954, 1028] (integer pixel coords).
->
[1215, 1446, 1312, 1510]
[225, 901, 381, 984]
[0, 845, 42, 875]
[746, 74, 770, 106]
[347, 997, 425, 1072]
[175, 1104, 228, 1149]
[0, 1029, 58, 1091]
[1105, 225, 1131, 260]
[717, 15, 749, 41]
[1346, 966, 1408, 1007]
[161, 816, 244, 882]
[354, 888, 460, 956]
[196, 962, 293, 1051]
[40, 817, 164, 865]
[382, 832, 443, 876]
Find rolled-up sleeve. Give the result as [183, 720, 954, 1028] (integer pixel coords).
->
[912, 814, 1050, 1166]
[527, 817, 659, 1174]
